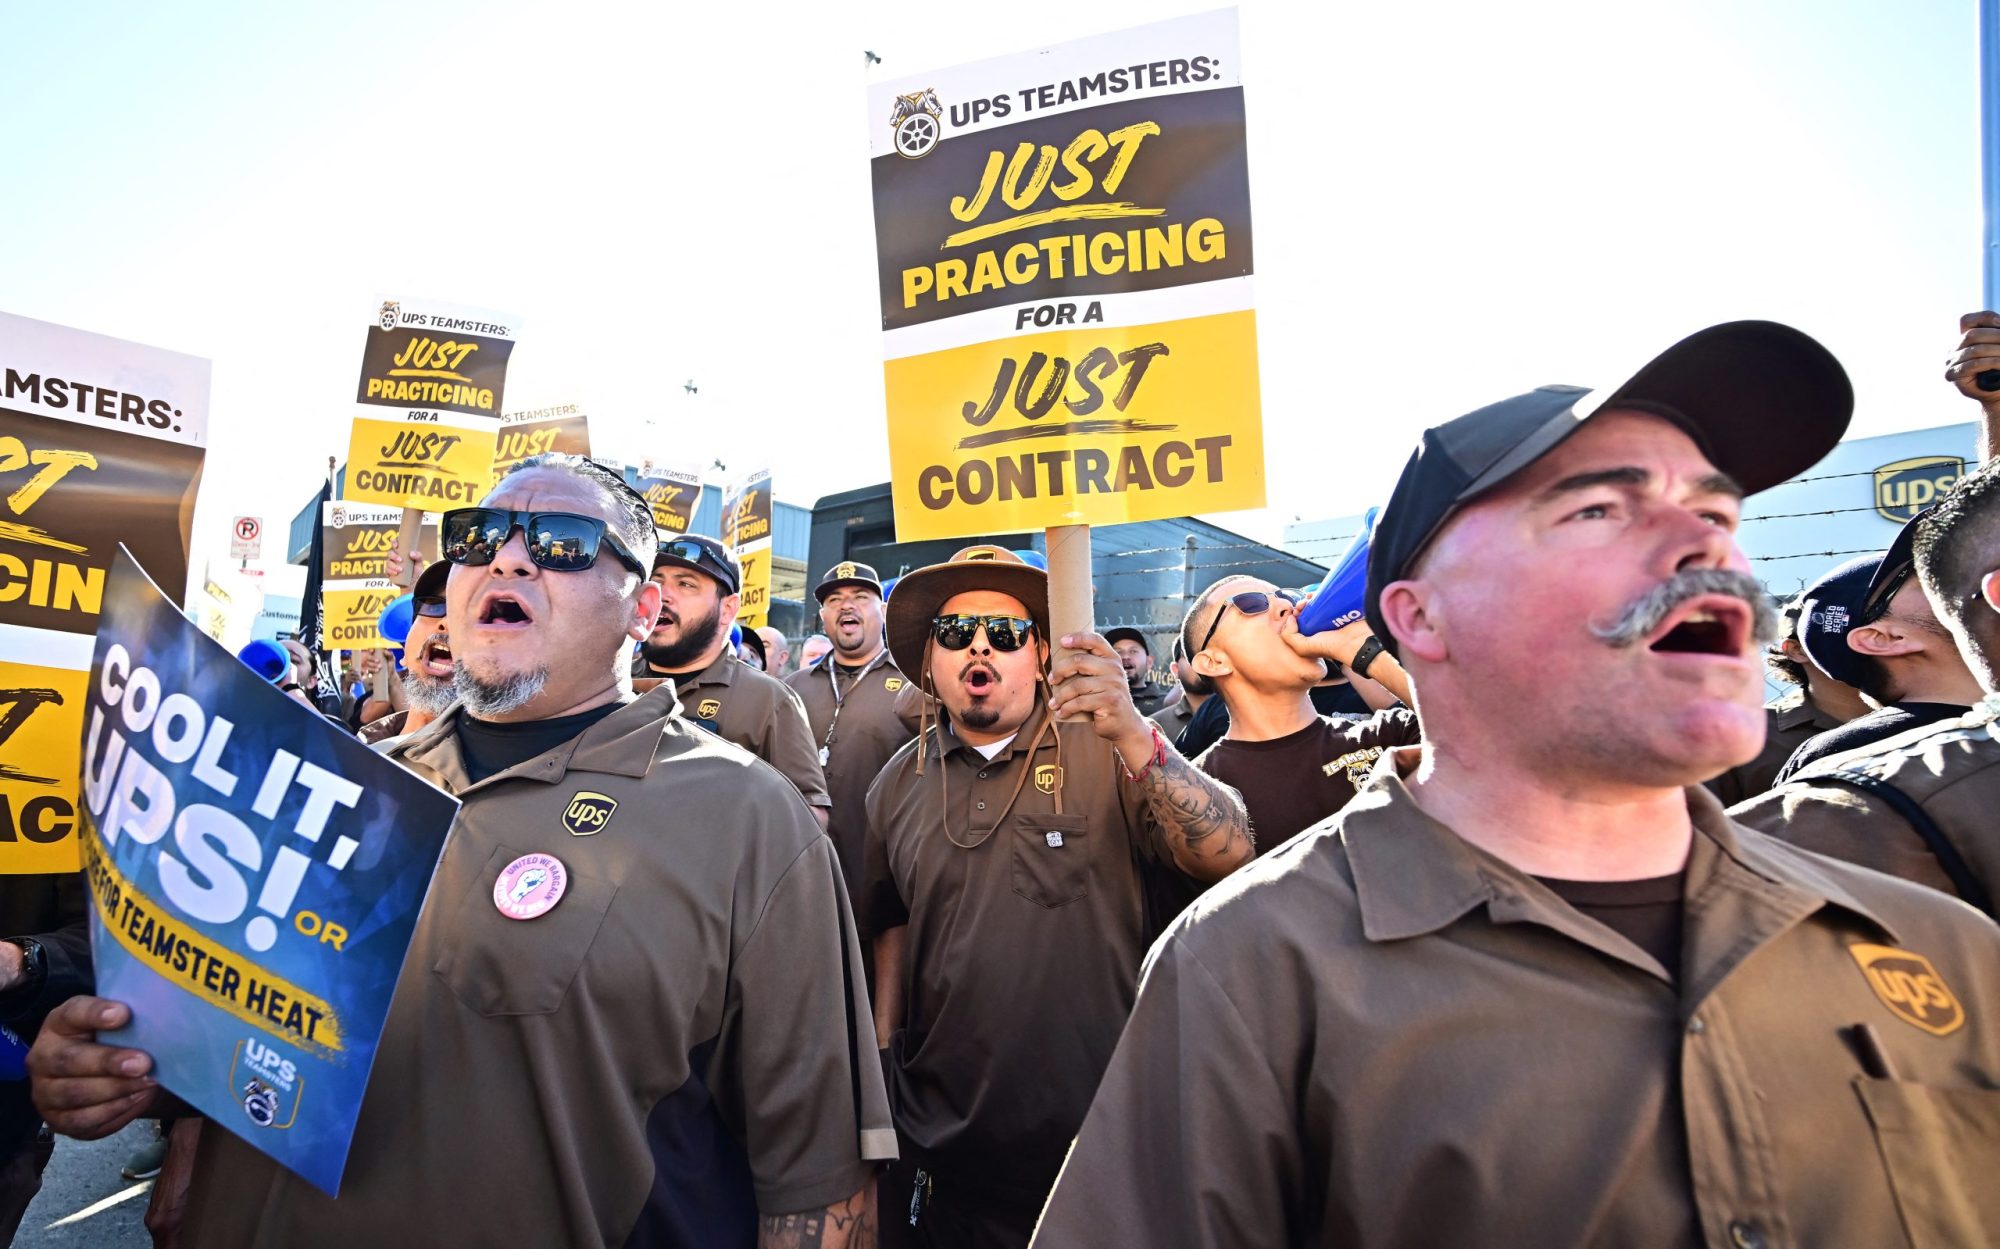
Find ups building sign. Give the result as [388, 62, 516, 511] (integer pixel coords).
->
[1874, 456, 1964, 522]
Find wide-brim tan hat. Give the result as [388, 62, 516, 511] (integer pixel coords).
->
[885, 545, 1051, 680]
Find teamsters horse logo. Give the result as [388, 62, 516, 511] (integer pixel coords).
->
[891, 88, 944, 159]
[378, 300, 401, 332]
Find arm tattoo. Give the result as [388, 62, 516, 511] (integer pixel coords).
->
[1137, 746, 1252, 877]
[760, 1188, 876, 1249]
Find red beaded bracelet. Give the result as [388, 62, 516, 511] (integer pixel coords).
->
[1121, 722, 1169, 782]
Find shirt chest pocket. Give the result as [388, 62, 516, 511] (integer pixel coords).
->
[1856, 1076, 2000, 1248]
[1010, 814, 1091, 909]
[433, 843, 619, 1016]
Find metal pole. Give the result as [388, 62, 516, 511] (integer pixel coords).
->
[1181, 534, 1198, 608]
[1985, 0, 2000, 307]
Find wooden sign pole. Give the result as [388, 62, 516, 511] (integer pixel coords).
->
[1044, 522, 1094, 721]
[371, 506, 424, 704]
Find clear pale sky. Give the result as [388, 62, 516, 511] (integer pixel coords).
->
[0, 0, 1982, 568]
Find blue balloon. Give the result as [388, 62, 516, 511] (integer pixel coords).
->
[1012, 549, 1048, 570]
[237, 638, 290, 683]
[1296, 507, 1378, 637]
[378, 593, 416, 646]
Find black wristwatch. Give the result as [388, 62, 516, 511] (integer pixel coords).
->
[3, 937, 47, 997]
[1349, 635, 1386, 680]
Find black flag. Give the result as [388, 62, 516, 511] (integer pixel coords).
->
[297, 471, 333, 655]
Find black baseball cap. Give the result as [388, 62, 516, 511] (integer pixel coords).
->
[1104, 626, 1151, 653]
[1365, 321, 1853, 654]
[1797, 507, 1929, 689]
[813, 560, 884, 602]
[653, 534, 741, 595]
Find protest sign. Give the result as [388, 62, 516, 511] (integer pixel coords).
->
[81, 548, 459, 1195]
[319, 503, 438, 650]
[342, 298, 519, 511]
[634, 461, 704, 537]
[490, 402, 592, 492]
[723, 469, 773, 627]
[868, 10, 1264, 542]
[1, 311, 209, 873]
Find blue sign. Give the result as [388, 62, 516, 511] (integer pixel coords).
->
[79, 547, 458, 1195]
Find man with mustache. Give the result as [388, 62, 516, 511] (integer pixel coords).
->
[30, 453, 892, 1248]
[860, 546, 1253, 1249]
[360, 557, 458, 749]
[1032, 324, 2000, 1248]
[787, 562, 916, 912]
[635, 533, 831, 825]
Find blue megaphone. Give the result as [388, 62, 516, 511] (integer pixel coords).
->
[1012, 549, 1047, 570]
[237, 638, 291, 683]
[881, 576, 900, 600]
[1296, 507, 1379, 637]
[378, 594, 416, 647]
[0, 1023, 26, 1081]
[729, 623, 743, 649]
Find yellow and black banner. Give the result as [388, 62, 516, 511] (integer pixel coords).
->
[723, 469, 774, 627]
[319, 503, 437, 650]
[634, 462, 704, 537]
[868, 10, 1263, 541]
[491, 403, 592, 492]
[343, 298, 519, 510]
[0, 311, 208, 872]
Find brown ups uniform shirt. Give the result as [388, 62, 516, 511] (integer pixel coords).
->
[180, 686, 894, 1249]
[1704, 688, 1842, 807]
[1731, 695, 2000, 913]
[786, 651, 917, 898]
[641, 654, 832, 812]
[1032, 750, 2000, 1249]
[859, 709, 1185, 1200]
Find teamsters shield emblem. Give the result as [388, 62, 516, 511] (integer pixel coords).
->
[1873, 456, 1963, 523]
[1850, 942, 1965, 1036]
[562, 791, 618, 837]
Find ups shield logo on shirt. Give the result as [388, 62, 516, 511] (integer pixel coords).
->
[1873, 456, 1963, 522]
[563, 792, 618, 837]
[1850, 942, 1965, 1036]
[1034, 764, 1061, 794]
[696, 698, 722, 720]
[885, 677, 905, 692]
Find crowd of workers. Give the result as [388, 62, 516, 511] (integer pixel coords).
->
[4, 314, 2000, 1248]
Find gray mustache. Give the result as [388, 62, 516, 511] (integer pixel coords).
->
[1588, 569, 1779, 649]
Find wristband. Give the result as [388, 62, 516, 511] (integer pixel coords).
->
[1120, 723, 1169, 783]
[1349, 636, 1386, 680]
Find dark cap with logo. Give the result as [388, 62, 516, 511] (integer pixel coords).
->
[1364, 321, 1854, 654]
[814, 560, 885, 603]
[1797, 506, 1928, 689]
[1104, 626, 1150, 654]
[653, 534, 741, 595]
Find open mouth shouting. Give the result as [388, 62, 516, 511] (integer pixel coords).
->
[835, 607, 865, 639]
[475, 592, 535, 630]
[961, 662, 1000, 697]
[1644, 595, 1754, 660]
[415, 631, 454, 679]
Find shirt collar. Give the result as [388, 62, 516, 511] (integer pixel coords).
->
[393, 683, 683, 795]
[1344, 747, 1899, 952]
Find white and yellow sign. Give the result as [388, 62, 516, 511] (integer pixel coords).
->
[868, 10, 1263, 541]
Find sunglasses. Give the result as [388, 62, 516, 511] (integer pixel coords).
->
[440, 508, 646, 575]
[1194, 589, 1299, 654]
[932, 614, 1036, 652]
[414, 596, 446, 618]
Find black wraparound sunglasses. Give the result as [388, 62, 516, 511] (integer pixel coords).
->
[440, 508, 647, 575]
[932, 614, 1036, 652]
[1194, 589, 1299, 654]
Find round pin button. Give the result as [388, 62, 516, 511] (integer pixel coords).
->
[493, 853, 568, 920]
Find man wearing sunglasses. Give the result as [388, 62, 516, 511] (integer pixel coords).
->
[1182, 577, 1420, 853]
[1034, 324, 2000, 1247]
[858, 546, 1252, 1249]
[631, 533, 832, 827]
[360, 557, 458, 749]
[34, 453, 892, 1248]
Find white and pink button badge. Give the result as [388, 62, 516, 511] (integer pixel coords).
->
[493, 853, 568, 920]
